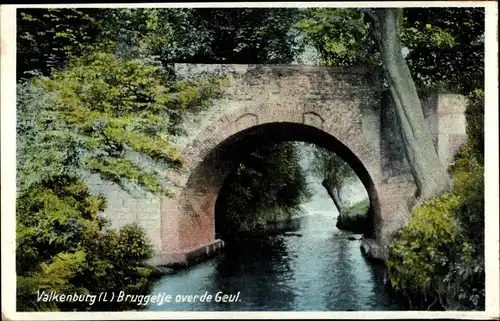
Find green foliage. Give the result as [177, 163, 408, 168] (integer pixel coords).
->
[17, 8, 108, 79]
[16, 51, 222, 311]
[452, 167, 484, 253]
[43, 51, 221, 130]
[215, 142, 311, 237]
[387, 194, 461, 294]
[16, 173, 155, 311]
[306, 144, 356, 215]
[17, 8, 306, 78]
[298, 8, 379, 67]
[449, 166, 484, 310]
[402, 8, 484, 95]
[299, 7, 484, 96]
[385, 10, 485, 310]
[299, 8, 485, 309]
[72, 223, 155, 310]
[37, 8, 305, 65]
[17, 250, 87, 311]
[463, 88, 484, 163]
[144, 8, 305, 64]
[387, 73, 484, 309]
[387, 156, 484, 310]
[87, 158, 162, 194]
[18, 52, 224, 194]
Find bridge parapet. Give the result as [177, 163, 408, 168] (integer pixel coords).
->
[171, 64, 384, 151]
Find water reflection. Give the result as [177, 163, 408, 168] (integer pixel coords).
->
[207, 236, 297, 311]
[146, 213, 404, 311]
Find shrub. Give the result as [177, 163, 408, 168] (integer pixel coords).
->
[70, 222, 156, 311]
[16, 174, 156, 311]
[386, 193, 462, 307]
[447, 165, 485, 310]
[463, 88, 484, 162]
[15, 52, 227, 311]
[387, 163, 484, 310]
[19, 52, 226, 195]
[387, 81, 485, 311]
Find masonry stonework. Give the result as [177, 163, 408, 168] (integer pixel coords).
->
[87, 64, 468, 266]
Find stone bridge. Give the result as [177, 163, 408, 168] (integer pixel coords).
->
[88, 64, 468, 266]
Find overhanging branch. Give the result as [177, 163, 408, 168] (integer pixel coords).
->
[360, 8, 382, 46]
[360, 8, 378, 24]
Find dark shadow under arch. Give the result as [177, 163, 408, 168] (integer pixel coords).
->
[185, 122, 380, 239]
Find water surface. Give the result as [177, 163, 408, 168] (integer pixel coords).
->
[146, 212, 404, 311]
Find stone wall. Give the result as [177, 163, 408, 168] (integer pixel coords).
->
[380, 91, 468, 180]
[421, 93, 468, 168]
[374, 91, 468, 259]
[83, 173, 163, 257]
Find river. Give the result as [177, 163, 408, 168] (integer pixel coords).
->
[145, 179, 405, 312]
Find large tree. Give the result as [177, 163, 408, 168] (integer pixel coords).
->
[364, 8, 451, 199]
[299, 7, 486, 200]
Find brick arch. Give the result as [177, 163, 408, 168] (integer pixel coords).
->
[159, 100, 413, 264]
[203, 122, 381, 239]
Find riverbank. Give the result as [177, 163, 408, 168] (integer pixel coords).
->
[238, 214, 306, 237]
[336, 199, 371, 234]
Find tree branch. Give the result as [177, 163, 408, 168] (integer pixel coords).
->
[360, 8, 378, 25]
[360, 8, 382, 46]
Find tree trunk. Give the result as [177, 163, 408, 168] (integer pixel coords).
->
[322, 179, 344, 215]
[374, 8, 451, 200]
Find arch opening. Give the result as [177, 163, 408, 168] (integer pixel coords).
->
[183, 122, 381, 245]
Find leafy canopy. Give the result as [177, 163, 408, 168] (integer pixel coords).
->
[298, 7, 484, 95]
[25, 52, 226, 194]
